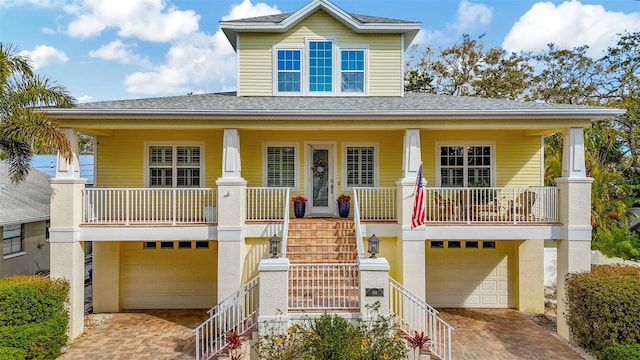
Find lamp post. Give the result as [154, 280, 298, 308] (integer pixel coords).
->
[367, 234, 380, 258]
[269, 234, 281, 258]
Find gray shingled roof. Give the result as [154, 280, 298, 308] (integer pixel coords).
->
[0, 164, 51, 226]
[59, 92, 618, 117]
[228, 12, 417, 25]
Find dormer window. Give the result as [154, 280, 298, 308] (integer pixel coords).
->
[273, 38, 368, 96]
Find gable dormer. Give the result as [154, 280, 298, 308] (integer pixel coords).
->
[220, 0, 420, 97]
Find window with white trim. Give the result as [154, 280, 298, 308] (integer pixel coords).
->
[272, 39, 367, 96]
[264, 144, 298, 189]
[439, 145, 493, 187]
[344, 145, 376, 188]
[147, 145, 202, 187]
[3, 224, 23, 256]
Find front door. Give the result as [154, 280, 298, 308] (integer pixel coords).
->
[308, 144, 335, 215]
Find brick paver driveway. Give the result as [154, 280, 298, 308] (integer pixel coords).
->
[59, 309, 585, 359]
[438, 309, 585, 360]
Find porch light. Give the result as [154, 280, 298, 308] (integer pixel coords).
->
[269, 234, 281, 258]
[367, 234, 380, 258]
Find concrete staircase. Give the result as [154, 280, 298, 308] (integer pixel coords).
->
[286, 218, 359, 263]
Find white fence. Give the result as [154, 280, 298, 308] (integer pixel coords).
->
[288, 263, 359, 311]
[354, 187, 397, 221]
[246, 187, 289, 221]
[389, 278, 453, 360]
[425, 186, 558, 224]
[82, 188, 217, 225]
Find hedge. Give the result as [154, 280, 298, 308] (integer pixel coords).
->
[0, 275, 69, 359]
[603, 344, 640, 360]
[565, 265, 640, 356]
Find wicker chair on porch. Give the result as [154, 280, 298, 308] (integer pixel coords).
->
[434, 193, 459, 221]
[509, 189, 536, 221]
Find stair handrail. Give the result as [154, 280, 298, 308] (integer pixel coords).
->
[195, 276, 259, 360]
[353, 189, 365, 258]
[389, 277, 454, 360]
[282, 188, 290, 256]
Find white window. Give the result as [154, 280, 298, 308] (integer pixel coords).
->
[437, 144, 494, 187]
[263, 143, 299, 190]
[3, 224, 23, 256]
[343, 144, 377, 189]
[146, 143, 204, 187]
[272, 39, 367, 96]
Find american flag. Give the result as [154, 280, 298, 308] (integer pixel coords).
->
[411, 165, 425, 228]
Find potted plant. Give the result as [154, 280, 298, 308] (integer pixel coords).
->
[337, 194, 351, 218]
[291, 196, 307, 218]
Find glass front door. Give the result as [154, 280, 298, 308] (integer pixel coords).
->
[309, 144, 334, 215]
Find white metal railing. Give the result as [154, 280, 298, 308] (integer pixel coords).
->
[389, 278, 453, 360]
[352, 190, 365, 258]
[82, 188, 217, 225]
[281, 189, 290, 256]
[354, 187, 397, 221]
[195, 276, 259, 360]
[246, 187, 289, 221]
[425, 186, 558, 224]
[288, 263, 359, 311]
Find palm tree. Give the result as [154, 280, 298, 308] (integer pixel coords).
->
[0, 43, 75, 183]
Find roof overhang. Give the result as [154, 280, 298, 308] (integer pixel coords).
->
[220, 0, 421, 50]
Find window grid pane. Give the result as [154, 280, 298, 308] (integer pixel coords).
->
[440, 145, 491, 187]
[309, 41, 333, 93]
[277, 50, 301, 92]
[341, 50, 364, 92]
[149, 145, 201, 188]
[2, 224, 22, 255]
[346, 147, 374, 187]
[267, 147, 295, 187]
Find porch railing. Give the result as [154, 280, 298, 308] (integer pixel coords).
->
[389, 278, 453, 360]
[425, 186, 558, 224]
[82, 188, 217, 225]
[352, 190, 365, 258]
[288, 263, 359, 311]
[194, 276, 259, 360]
[246, 187, 289, 221]
[354, 187, 397, 221]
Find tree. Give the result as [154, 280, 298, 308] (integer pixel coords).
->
[0, 43, 75, 183]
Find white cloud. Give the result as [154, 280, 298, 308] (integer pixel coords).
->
[18, 45, 68, 70]
[503, 1, 640, 58]
[76, 95, 94, 103]
[123, 0, 281, 95]
[89, 40, 152, 68]
[41, 27, 56, 35]
[451, 0, 492, 34]
[410, 29, 444, 47]
[1, 0, 64, 8]
[64, 0, 200, 42]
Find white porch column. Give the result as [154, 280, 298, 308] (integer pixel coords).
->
[555, 127, 593, 341]
[257, 258, 290, 334]
[359, 257, 390, 317]
[49, 128, 86, 339]
[217, 129, 247, 301]
[397, 129, 426, 301]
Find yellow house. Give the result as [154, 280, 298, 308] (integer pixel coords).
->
[45, 0, 623, 358]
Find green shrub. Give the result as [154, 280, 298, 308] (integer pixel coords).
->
[0, 347, 27, 360]
[0, 275, 69, 359]
[603, 344, 640, 360]
[565, 265, 640, 356]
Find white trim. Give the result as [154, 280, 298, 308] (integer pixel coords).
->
[236, 33, 241, 96]
[305, 141, 337, 215]
[305, 36, 337, 96]
[143, 141, 205, 188]
[3, 251, 26, 260]
[337, 45, 369, 96]
[272, 45, 304, 96]
[435, 142, 496, 187]
[262, 142, 300, 191]
[341, 142, 379, 191]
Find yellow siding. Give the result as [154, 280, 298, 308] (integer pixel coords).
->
[239, 129, 404, 195]
[421, 130, 542, 187]
[244, 238, 270, 282]
[238, 10, 403, 96]
[379, 237, 402, 281]
[96, 129, 223, 187]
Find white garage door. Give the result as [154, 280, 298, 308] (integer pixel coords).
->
[121, 241, 217, 309]
[426, 241, 514, 308]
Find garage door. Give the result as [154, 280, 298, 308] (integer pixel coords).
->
[121, 241, 217, 309]
[426, 240, 514, 308]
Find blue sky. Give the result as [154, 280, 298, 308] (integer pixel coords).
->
[1, 0, 639, 103]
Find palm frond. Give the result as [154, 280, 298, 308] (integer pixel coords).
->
[0, 137, 32, 183]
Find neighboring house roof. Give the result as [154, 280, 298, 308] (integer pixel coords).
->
[31, 155, 94, 184]
[220, 0, 421, 50]
[0, 163, 51, 226]
[631, 208, 640, 232]
[46, 92, 624, 121]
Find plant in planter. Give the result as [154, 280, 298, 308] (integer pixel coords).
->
[291, 196, 308, 218]
[337, 194, 351, 218]
[470, 179, 495, 203]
